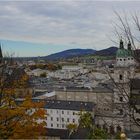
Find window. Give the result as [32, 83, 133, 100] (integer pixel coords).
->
[119, 74, 123, 80]
[62, 118, 64, 122]
[120, 97, 123, 102]
[62, 124, 65, 128]
[73, 119, 75, 123]
[128, 58, 130, 60]
[120, 59, 122, 61]
[51, 123, 53, 127]
[124, 59, 126, 61]
[117, 125, 122, 132]
[67, 111, 69, 115]
[67, 118, 69, 122]
[62, 110, 64, 114]
[51, 117, 53, 121]
[57, 117, 59, 121]
[57, 110, 59, 114]
[131, 58, 133, 60]
[57, 124, 59, 127]
[50, 110, 53, 113]
[73, 112, 75, 115]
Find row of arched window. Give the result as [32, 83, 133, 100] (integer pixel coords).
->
[117, 58, 134, 61]
[96, 124, 122, 134]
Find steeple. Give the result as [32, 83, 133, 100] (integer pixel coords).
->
[127, 40, 131, 51]
[119, 38, 124, 49]
[0, 43, 3, 63]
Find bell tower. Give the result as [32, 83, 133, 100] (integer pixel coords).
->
[113, 39, 136, 120]
[115, 39, 135, 82]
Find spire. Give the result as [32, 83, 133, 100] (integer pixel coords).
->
[0, 43, 3, 63]
[119, 37, 124, 49]
[127, 40, 131, 50]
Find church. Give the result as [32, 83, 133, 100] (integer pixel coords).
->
[95, 39, 140, 134]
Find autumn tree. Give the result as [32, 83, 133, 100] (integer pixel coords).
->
[0, 57, 47, 139]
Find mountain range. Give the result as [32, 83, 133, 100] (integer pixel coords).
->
[44, 47, 118, 60]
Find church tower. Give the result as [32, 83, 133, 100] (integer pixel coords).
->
[115, 39, 135, 84]
[116, 39, 135, 67]
[113, 39, 136, 130]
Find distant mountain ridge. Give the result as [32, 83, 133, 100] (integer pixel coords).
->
[45, 49, 96, 60]
[44, 47, 118, 60]
[94, 46, 118, 56]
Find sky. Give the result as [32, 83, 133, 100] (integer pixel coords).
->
[0, 0, 140, 57]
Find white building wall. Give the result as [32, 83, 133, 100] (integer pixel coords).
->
[116, 57, 135, 67]
[46, 109, 80, 129]
[62, 65, 82, 71]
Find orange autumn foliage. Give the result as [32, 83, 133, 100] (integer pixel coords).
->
[0, 68, 47, 139]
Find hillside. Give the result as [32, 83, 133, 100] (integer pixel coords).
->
[45, 49, 96, 60]
[15, 47, 118, 61]
[94, 46, 118, 56]
[44, 47, 118, 60]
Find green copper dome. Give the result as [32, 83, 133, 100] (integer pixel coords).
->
[116, 39, 134, 58]
[116, 48, 128, 57]
[116, 48, 133, 57]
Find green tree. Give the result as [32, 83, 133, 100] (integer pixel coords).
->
[66, 123, 77, 138]
[78, 112, 110, 139]
[89, 127, 109, 139]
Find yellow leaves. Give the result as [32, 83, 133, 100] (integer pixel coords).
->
[10, 73, 29, 88]
[66, 123, 78, 130]
[33, 109, 47, 119]
[3, 88, 15, 94]
[0, 67, 47, 139]
[0, 94, 47, 139]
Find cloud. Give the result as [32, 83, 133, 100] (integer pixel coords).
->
[0, 0, 140, 53]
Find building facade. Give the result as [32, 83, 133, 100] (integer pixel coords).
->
[45, 100, 94, 130]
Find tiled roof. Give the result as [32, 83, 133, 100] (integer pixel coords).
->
[44, 100, 94, 111]
[47, 128, 89, 139]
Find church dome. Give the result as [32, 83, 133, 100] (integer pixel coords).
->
[116, 39, 134, 58]
[116, 48, 130, 58]
[127, 49, 134, 57]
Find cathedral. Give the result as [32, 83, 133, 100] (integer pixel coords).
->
[114, 39, 135, 105]
[113, 39, 140, 132]
[95, 39, 139, 134]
